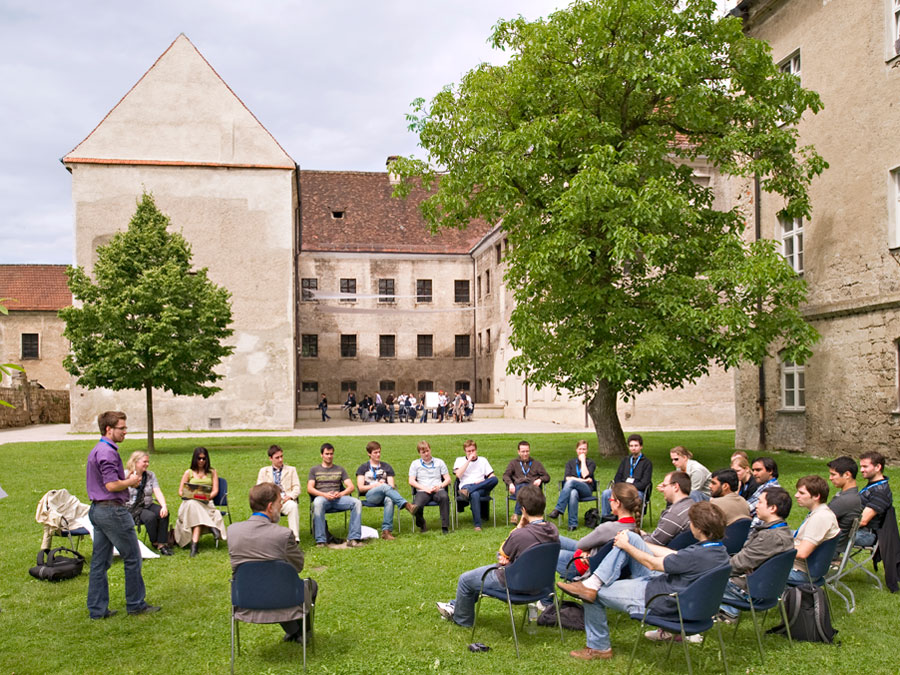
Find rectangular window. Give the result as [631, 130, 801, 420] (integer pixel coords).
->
[476, 275, 482, 299]
[454, 279, 470, 303]
[891, 167, 900, 249]
[455, 334, 471, 358]
[894, 0, 900, 56]
[340, 278, 356, 302]
[301, 381, 318, 392]
[379, 380, 395, 391]
[341, 380, 357, 392]
[495, 242, 502, 264]
[485, 329, 491, 354]
[484, 270, 491, 295]
[21, 333, 39, 359]
[379, 334, 396, 358]
[378, 278, 395, 303]
[780, 215, 804, 274]
[417, 334, 433, 358]
[478, 332, 482, 354]
[779, 50, 801, 79]
[416, 279, 432, 303]
[301, 278, 318, 301]
[455, 380, 471, 392]
[300, 334, 318, 358]
[340, 334, 357, 358]
[781, 358, 806, 410]
[417, 380, 434, 392]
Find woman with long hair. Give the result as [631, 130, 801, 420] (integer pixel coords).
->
[125, 450, 171, 555]
[174, 447, 227, 556]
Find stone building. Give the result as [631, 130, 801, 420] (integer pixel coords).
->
[731, 0, 900, 456]
[61, 34, 735, 433]
[0, 265, 71, 389]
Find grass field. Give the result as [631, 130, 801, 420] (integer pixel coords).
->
[0, 430, 897, 674]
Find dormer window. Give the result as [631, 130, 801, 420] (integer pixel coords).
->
[332, 210, 345, 219]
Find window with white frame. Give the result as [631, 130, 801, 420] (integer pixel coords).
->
[894, 0, 900, 56]
[780, 215, 804, 273]
[891, 167, 900, 249]
[781, 358, 805, 410]
[779, 50, 801, 79]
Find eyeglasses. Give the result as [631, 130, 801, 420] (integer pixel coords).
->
[198, 457, 208, 461]
[114, 425, 127, 430]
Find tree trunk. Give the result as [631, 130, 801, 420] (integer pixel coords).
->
[588, 379, 627, 458]
[145, 384, 155, 454]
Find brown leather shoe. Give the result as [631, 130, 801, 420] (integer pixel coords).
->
[569, 647, 613, 660]
[404, 502, 418, 514]
[557, 580, 597, 604]
[380, 530, 395, 540]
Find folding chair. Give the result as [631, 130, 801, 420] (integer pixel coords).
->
[627, 564, 732, 675]
[825, 516, 862, 613]
[211, 477, 232, 548]
[553, 479, 598, 529]
[453, 479, 495, 529]
[471, 541, 563, 658]
[722, 518, 752, 555]
[230, 560, 313, 672]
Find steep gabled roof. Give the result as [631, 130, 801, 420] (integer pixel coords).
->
[300, 170, 492, 254]
[0, 265, 71, 311]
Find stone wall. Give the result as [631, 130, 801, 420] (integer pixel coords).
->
[0, 383, 70, 428]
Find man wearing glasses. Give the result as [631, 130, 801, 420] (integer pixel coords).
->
[86, 411, 159, 619]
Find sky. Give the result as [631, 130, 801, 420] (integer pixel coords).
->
[0, 0, 734, 265]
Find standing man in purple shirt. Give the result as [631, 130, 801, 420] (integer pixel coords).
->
[86, 411, 160, 619]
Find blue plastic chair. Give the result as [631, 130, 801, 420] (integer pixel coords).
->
[724, 548, 797, 662]
[411, 486, 452, 532]
[668, 529, 699, 550]
[230, 560, 312, 672]
[627, 563, 732, 675]
[211, 476, 232, 547]
[787, 536, 840, 586]
[453, 478, 496, 529]
[472, 541, 563, 658]
[722, 518, 752, 555]
[553, 479, 599, 529]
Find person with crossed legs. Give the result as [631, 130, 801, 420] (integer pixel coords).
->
[356, 440, 417, 540]
[257, 444, 301, 543]
[548, 439, 597, 531]
[453, 439, 498, 531]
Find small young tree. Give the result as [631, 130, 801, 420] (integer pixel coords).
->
[394, 0, 824, 456]
[61, 192, 234, 452]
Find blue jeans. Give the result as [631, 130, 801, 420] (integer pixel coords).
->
[719, 579, 750, 616]
[600, 487, 613, 518]
[788, 568, 811, 584]
[363, 483, 408, 531]
[312, 495, 362, 543]
[453, 564, 503, 627]
[856, 529, 876, 547]
[511, 482, 540, 515]
[459, 476, 498, 528]
[553, 480, 594, 528]
[584, 531, 658, 651]
[556, 535, 579, 579]
[87, 503, 146, 617]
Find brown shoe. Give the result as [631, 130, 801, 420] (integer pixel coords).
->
[404, 502, 418, 514]
[509, 514, 518, 524]
[569, 647, 613, 661]
[380, 530, 395, 540]
[458, 487, 469, 499]
[347, 539, 365, 548]
[557, 580, 597, 604]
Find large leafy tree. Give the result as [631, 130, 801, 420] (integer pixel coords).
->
[395, 0, 825, 456]
[61, 193, 234, 452]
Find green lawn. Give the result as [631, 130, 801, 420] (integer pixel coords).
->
[0, 430, 896, 674]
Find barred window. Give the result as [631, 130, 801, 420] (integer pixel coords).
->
[416, 279, 432, 303]
[340, 334, 357, 358]
[301, 278, 318, 301]
[379, 334, 396, 358]
[340, 278, 356, 302]
[454, 279, 470, 303]
[417, 334, 433, 358]
[378, 278, 395, 303]
[455, 335, 470, 358]
[301, 334, 318, 358]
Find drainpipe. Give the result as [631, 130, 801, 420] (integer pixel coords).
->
[754, 172, 766, 451]
[294, 163, 303, 424]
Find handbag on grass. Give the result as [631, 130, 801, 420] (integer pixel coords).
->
[28, 547, 85, 582]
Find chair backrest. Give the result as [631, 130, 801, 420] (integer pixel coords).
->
[805, 536, 840, 581]
[213, 477, 228, 507]
[502, 541, 561, 595]
[666, 564, 733, 622]
[832, 516, 861, 574]
[587, 540, 615, 574]
[723, 518, 752, 555]
[232, 560, 304, 610]
[668, 529, 698, 550]
[746, 548, 797, 600]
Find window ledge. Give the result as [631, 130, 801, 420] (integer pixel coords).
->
[776, 407, 806, 414]
[886, 53, 900, 67]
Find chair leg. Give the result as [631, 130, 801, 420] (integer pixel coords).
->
[471, 595, 482, 642]
[778, 599, 793, 646]
[714, 621, 730, 675]
[628, 615, 649, 675]
[748, 601, 765, 664]
[505, 590, 520, 659]
[553, 592, 564, 643]
[301, 613, 307, 671]
[230, 615, 237, 675]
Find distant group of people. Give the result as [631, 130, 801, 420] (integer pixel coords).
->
[338, 390, 474, 423]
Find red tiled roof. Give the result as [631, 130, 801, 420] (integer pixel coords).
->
[300, 170, 492, 254]
[0, 265, 71, 311]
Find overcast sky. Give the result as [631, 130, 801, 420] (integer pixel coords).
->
[0, 0, 733, 265]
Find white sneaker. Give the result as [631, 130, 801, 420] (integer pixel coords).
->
[436, 601, 455, 620]
[644, 629, 703, 643]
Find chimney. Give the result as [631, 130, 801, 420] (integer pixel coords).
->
[386, 155, 400, 185]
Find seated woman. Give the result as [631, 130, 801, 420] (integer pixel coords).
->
[556, 482, 642, 579]
[670, 446, 712, 502]
[558, 501, 729, 660]
[125, 450, 172, 556]
[548, 439, 598, 531]
[175, 447, 226, 556]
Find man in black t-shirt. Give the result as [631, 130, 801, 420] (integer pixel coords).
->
[436, 485, 558, 627]
[857, 451, 893, 547]
[827, 456, 862, 552]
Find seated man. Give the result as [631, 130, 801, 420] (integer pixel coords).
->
[856, 450, 892, 548]
[549, 439, 597, 531]
[600, 434, 653, 519]
[827, 456, 862, 552]
[356, 441, 416, 540]
[502, 440, 551, 524]
[709, 468, 751, 525]
[558, 501, 729, 660]
[408, 440, 451, 533]
[747, 457, 780, 526]
[644, 471, 694, 547]
[307, 443, 363, 548]
[718, 486, 795, 622]
[453, 439, 498, 531]
[435, 484, 558, 626]
[789, 475, 839, 583]
[256, 444, 301, 542]
[227, 483, 316, 644]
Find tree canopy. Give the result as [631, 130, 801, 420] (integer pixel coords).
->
[394, 0, 825, 455]
[61, 192, 234, 451]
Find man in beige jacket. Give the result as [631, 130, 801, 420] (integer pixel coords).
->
[257, 445, 301, 542]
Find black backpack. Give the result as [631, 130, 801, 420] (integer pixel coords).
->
[537, 600, 585, 631]
[29, 547, 85, 582]
[768, 583, 837, 643]
[584, 508, 600, 529]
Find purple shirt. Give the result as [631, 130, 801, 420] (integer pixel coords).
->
[86, 438, 126, 503]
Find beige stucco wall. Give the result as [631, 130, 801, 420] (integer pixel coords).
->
[296, 252, 475, 404]
[0, 311, 70, 389]
[734, 0, 900, 457]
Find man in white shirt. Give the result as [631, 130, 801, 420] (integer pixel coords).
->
[453, 439, 498, 531]
[256, 444, 301, 542]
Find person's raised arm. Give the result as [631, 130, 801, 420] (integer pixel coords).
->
[210, 470, 219, 499]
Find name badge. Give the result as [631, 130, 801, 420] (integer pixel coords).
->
[625, 478, 635, 484]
